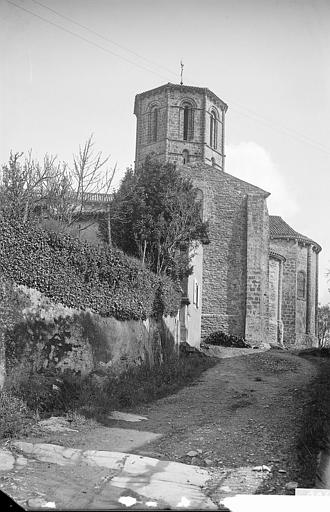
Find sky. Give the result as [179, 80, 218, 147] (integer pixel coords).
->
[1, 0, 330, 303]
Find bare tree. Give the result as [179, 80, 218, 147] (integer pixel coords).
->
[1, 136, 117, 241]
[63, 135, 116, 238]
[0, 151, 62, 224]
[318, 304, 330, 347]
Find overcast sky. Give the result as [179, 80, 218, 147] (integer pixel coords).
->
[1, 0, 330, 303]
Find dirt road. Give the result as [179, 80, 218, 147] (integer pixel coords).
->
[0, 348, 326, 508]
[129, 348, 322, 494]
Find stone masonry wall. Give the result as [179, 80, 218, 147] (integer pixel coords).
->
[295, 244, 318, 347]
[167, 88, 204, 144]
[270, 239, 297, 346]
[245, 196, 270, 345]
[269, 239, 318, 347]
[204, 94, 225, 170]
[268, 258, 280, 344]
[0, 279, 179, 388]
[179, 162, 269, 344]
[134, 88, 168, 166]
[134, 84, 225, 170]
[296, 245, 308, 338]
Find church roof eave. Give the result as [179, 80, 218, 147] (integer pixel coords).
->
[134, 83, 228, 114]
[269, 215, 322, 253]
[181, 161, 270, 198]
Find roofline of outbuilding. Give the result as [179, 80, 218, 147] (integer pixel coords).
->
[134, 83, 228, 115]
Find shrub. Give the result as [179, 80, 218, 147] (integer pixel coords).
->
[153, 275, 182, 319]
[80, 352, 218, 413]
[0, 389, 35, 438]
[5, 368, 70, 415]
[0, 218, 181, 321]
[204, 331, 251, 348]
[298, 347, 330, 358]
[2, 353, 218, 424]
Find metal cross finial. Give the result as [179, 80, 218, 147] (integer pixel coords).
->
[180, 60, 184, 85]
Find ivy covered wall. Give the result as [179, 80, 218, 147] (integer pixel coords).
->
[0, 219, 181, 386]
[0, 219, 181, 321]
[0, 279, 180, 386]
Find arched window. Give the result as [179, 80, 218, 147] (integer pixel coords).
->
[149, 105, 159, 142]
[297, 271, 306, 299]
[210, 109, 218, 149]
[182, 149, 189, 164]
[182, 102, 194, 141]
[211, 157, 216, 167]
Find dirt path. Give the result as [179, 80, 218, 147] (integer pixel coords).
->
[128, 349, 322, 493]
[0, 348, 326, 507]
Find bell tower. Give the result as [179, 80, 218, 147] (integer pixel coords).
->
[134, 83, 228, 170]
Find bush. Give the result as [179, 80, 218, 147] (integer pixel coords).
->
[153, 275, 182, 319]
[298, 347, 330, 358]
[0, 218, 181, 320]
[1, 353, 218, 425]
[5, 368, 69, 415]
[0, 389, 35, 438]
[82, 352, 217, 413]
[204, 331, 251, 348]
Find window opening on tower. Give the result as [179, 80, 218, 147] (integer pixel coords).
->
[182, 149, 189, 164]
[149, 106, 158, 142]
[183, 103, 194, 141]
[210, 109, 218, 149]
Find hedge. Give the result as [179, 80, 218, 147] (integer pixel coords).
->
[203, 331, 251, 348]
[0, 219, 181, 321]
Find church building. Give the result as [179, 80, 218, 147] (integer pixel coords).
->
[133, 82, 321, 348]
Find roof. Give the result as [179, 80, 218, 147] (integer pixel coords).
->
[134, 83, 228, 114]
[179, 161, 270, 198]
[269, 216, 321, 252]
[223, 170, 270, 198]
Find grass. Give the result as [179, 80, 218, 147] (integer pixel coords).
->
[297, 346, 330, 358]
[0, 352, 218, 439]
[0, 389, 37, 439]
[295, 349, 330, 487]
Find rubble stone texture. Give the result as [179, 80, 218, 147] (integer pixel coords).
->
[134, 82, 321, 347]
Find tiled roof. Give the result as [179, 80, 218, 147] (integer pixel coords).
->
[269, 216, 321, 252]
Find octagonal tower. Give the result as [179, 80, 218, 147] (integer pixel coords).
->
[134, 83, 228, 170]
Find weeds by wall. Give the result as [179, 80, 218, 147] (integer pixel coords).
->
[0, 218, 192, 439]
[0, 351, 218, 439]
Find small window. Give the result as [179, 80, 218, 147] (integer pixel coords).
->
[193, 280, 200, 308]
[297, 271, 306, 299]
[210, 109, 218, 149]
[211, 157, 216, 167]
[182, 149, 189, 164]
[149, 106, 158, 142]
[182, 102, 194, 141]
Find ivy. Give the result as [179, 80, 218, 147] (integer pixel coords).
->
[0, 219, 181, 320]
